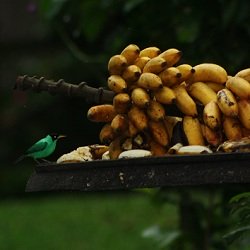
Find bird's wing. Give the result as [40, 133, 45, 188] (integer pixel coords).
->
[26, 139, 48, 154]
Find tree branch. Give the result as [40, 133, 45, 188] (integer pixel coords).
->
[14, 75, 115, 104]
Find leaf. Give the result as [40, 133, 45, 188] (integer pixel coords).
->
[223, 226, 250, 245]
[142, 225, 180, 248]
[229, 192, 250, 204]
[38, 0, 68, 19]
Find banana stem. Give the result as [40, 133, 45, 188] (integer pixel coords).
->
[14, 75, 115, 104]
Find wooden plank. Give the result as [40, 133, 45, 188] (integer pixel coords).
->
[25, 152, 250, 192]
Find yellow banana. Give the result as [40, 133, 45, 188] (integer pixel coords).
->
[188, 82, 217, 105]
[146, 100, 166, 121]
[137, 72, 163, 90]
[143, 56, 167, 74]
[108, 54, 127, 75]
[235, 68, 250, 82]
[109, 137, 123, 160]
[99, 123, 116, 145]
[203, 101, 221, 130]
[217, 88, 238, 117]
[113, 93, 131, 114]
[148, 138, 168, 156]
[183, 116, 205, 145]
[226, 76, 250, 99]
[173, 84, 198, 117]
[128, 105, 148, 131]
[87, 104, 117, 123]
[201, 124, 222, 147]
[127, 119, 139, 137]
[139, 46, 161, 58]
[176, 64, 195, 82]
[148, 120, 169, 146]
[107, 75, 127, 93]
[205, 82, 224, 92]
[111, 114, 129, 134]
[189, 63, 228, 84]
[159, 67, 182, 87]
[238, 99, 250, 129]
[159, 48, 182, 67]
[122, 64, 141, 83]
[154, 86, 176, 105]
[223, 116, 243, 140]
[120, 44, 140, 65]
[134, 56, 151, 71]
[131, 87, 150, 108]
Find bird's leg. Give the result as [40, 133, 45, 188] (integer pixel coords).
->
[40, 158, 54, 164]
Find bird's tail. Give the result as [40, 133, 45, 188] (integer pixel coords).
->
[14, 155, 26, 164]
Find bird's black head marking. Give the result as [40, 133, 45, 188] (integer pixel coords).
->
[49, 133, 66, 140]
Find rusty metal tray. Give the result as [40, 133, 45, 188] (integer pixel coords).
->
[25, 152, 250, 192]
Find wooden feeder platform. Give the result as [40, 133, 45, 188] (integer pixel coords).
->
[26, 152, 250, 192]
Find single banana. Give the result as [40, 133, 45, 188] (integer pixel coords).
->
[108, 54, 127, 75]
[137, 72, 163, 90]
[113, 93, 131, 114]
[217, 88, 238, 117]
[203, 101, 221, 130]
[226, 76, 250, 99]
[111, 114, 129, 134]
[176, 64, 195, 82]
[235, 68, 250, 82]
[173, 84, 198, 117]
[134, 56, 151, 71]
[238, 99, 250, 129]
[183, 116, 205, 145]
[159, 67, 182, 87]
[158, 48, 182, 67]
[109, 137, 123, 160]
[99, 123, 116, 145]
[143, 56, 168, 74]
[139, 46, 161, 58]
[154, 86, 176, 105]
[146, 100, 166, 121]
[107, 75, 127, 93]
[128, 105, 148, 131]
[87, 104, 117, 123]
[127, 119, 139, 137]
[205, 82, 224, 92]
[131, 87, 150, 108]
[120, 44, 140, 65]
[188, 81, 217, 105]
[122, 64, 141, 82]
[223, 116, 243, 140]
[201, 124, 222, 147]
[189, 63, 228, 84]
[148, 138, 168, 156]
[148, 120, 169, 146]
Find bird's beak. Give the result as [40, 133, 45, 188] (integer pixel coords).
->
[58, 135, 67, 139]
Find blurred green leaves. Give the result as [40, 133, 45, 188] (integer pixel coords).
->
[36, 0, 250, 73]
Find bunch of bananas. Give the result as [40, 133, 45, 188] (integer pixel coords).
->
[87, 44, 250, 159]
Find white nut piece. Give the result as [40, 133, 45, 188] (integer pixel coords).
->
[118, 149, 152, 159]
[177, 145, 213, 155]
[102, 151, 110, 160]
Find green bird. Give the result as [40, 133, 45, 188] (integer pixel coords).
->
[15, 134, 66, 164]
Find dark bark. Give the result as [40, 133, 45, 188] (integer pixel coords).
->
[14, 75, 115, 104]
